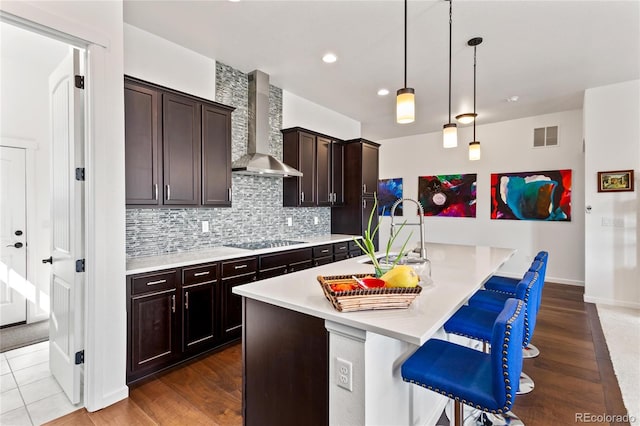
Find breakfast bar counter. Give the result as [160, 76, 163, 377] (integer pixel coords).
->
[233, 243, 515, 426]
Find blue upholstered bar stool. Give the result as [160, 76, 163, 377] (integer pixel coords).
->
[446, 271, 541, 395]
[484, 253, 547, 359]
[402, 299, 526, 426]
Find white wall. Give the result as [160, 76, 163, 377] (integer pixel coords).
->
[584, 80, 639, 308]
[1, 53, 55, 323]
[124, 23, 216, 100]
[282, 90, 361, 140]
[0, 0, 128, 411]
[378, 109, 585, 285]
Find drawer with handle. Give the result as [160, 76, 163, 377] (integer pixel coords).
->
[131, 270, 178, 295]
[222, 257, 258, 278]
[313, 244, 333, 258]
[333, 242, 349, 254]
[183, 263, 219, 285]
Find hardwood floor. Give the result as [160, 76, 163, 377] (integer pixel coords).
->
[46, 283, 629, 425]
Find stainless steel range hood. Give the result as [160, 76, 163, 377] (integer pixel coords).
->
[231, 70, 302, 177]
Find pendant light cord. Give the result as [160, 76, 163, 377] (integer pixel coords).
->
[448, 0, 453, 123]
[404, 0, 408, 88]
[473, 44, 477, 141]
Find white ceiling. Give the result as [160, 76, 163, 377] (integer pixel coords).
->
[125, 1, 639, 141]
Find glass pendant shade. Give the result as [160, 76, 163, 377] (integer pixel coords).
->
[396, 88, 415, 124]
[468, 141, 481, 161]
[443, 123, 458, 148]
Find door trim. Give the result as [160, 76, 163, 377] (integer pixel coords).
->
[0, 138, 45, 323]
[1, 4, 130, 412]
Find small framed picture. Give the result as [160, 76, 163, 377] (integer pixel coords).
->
[597, 170, 634, 192]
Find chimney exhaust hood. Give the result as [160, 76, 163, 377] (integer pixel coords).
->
[231, 70, 302, 177]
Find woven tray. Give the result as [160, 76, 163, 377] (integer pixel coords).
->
[317, 274, 422, 312]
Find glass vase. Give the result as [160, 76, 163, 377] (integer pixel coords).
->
[375, 264, 394, 278]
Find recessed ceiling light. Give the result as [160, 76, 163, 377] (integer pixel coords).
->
[322, 53, 337, 63]
[377, 89, 389, 96]
[507, 95, 519, 102]
[229, 0, 240, 2]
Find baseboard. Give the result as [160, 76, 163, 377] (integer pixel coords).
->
[494, 272, 584, 287]
[584, 295, 640, 309]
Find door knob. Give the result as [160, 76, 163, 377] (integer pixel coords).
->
[42, 256, 53, 264]
[7, 242, 23, 248]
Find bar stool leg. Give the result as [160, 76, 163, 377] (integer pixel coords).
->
[522, 343, 540, 359]
[516, 372, 535, 395]
[453, 400, 464, 426]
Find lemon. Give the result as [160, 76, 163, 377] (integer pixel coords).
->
[380, 265, 419, 288]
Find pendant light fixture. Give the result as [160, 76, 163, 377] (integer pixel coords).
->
[468, 37, 482, 161]
[442, 0, 457, 148]
[396, 0, 415, 124]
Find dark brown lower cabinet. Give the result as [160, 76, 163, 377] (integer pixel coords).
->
[221, 257, 258, 341]
[128, 269, 179, 383]
[182, 281, 217, 352]
[243, 298, 328, 426]
[127, 241, 354, 384]
[258, 248, 313, 279]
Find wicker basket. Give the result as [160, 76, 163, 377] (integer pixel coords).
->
[317, 274, 422, 312]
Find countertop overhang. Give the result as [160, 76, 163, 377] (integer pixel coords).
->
[233, 243, 515, 346]
[126, 234, 359, 275]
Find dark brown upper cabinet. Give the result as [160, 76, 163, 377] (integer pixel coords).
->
[282, 127, 344, 207]
[361, 141, 379, 197]
[124, 76, 234, 208]
[124, 81, 161, 205]
[317, 136, 345, 207]
[202, 104, 232, 206]
[163, 93, 200, 205]
[283, 129, 317, 206]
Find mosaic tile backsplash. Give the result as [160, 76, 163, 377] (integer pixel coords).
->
[126, 62, 331, 258]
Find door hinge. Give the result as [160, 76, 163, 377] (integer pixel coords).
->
[75, 350, 84, 365]
[75, 168, 85, 181]
[74, 75, 84, 89]
[75, 259, 85, 273]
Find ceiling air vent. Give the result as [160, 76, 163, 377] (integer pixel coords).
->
[533, 126, 558, 148]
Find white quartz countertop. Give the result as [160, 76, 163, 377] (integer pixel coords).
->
[126, 234, 359, 275]
[233, 243, 515, 346]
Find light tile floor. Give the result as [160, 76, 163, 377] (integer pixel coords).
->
[0, 341, 80, 425]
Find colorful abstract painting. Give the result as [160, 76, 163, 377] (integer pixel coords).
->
[378, 178, 403, 216]
[418, 174, 477, 217]
[491, 169, 571, 221]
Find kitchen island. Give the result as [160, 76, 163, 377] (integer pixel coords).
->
[233, 243, 515, 426]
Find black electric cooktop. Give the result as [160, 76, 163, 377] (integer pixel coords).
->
[225, 240, 304, 251]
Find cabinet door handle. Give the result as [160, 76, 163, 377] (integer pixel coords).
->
[363, 184, 366, 193]
[146, 279, 167, 286]
[154, 184, 158, 201]
[234, 264, 248, 270]
[300, 192, 305, 203]
[166, 184, 171, 201]
[363, 199, 367, 209]
[185, 291, 189, 310]
[228, 187, 232, 202]
[171, 295, 176, 313]
[321, 249, 329, 253]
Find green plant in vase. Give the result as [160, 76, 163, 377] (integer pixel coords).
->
[353, 195, 412, 278]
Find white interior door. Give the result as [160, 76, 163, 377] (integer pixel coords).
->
[48, 47, 84, 405]
[0, 146, 28, 326]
